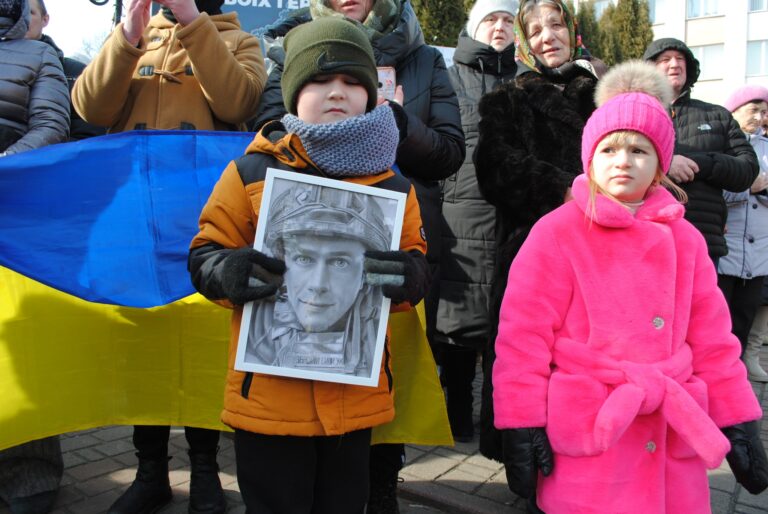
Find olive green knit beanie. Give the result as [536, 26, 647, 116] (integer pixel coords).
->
[282, 17, 378, 115]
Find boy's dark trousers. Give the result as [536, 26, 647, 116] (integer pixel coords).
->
[235, 428, 371, 514]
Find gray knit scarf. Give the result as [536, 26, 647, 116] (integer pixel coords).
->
[281, 105, 399, 177]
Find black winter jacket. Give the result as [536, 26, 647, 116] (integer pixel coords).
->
[473, 69, 597, 461]
[39, 35, 106, 141]
[643, 38, 759, 257]
[670, 92, 759, 257]
[250, 1, 464, 266]
[429, 32, 516, 348]
[0, 12, 69, 154]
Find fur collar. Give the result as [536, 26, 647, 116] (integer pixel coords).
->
[572, 174, 685, 228]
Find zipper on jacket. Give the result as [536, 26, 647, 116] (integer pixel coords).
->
[241, 372, 253, 399]
[383, 338, 393, 392]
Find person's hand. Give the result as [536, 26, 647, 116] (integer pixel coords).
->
[563, 187, 573, 203]
[122, 0, 152, 47]
[722, 421, 768, 495]
[501, 428, 554, 499]
[667, 155, 699, 183]
[155, 0, 201, 26]
[376, 85, 404, 106]
[750, 172, 768, 193]
[363, 250, 429, 305]
[219, 248, 286, 305]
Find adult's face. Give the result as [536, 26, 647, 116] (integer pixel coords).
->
[475, 11, 515, 52]
[525, 5, 570, 69]
[329, 0, 373, 22]
[732, 101, 768, 135]
[654, 49, 687, 97]
[25, 0, 49, 40]
[283, 234, 366, 332]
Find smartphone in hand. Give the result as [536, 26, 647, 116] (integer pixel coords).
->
[377, 66, 396, 101]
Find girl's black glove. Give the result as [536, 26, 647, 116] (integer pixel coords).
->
[722, 421, 768, 494]
[501, 428, 554, 499]
[220, 248, 286, 305]
[363, 250, 430, 305]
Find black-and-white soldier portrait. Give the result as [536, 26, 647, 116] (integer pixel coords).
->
[235, 170, 405, 386]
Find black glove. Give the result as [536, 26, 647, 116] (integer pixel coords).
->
[723, 421, 768, 494]
[363, 250, 429, 305]
[501, 428, 554, 499]
[219, 247, 286, 305]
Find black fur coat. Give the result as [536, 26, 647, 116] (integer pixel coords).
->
[473, 70, 597, 461]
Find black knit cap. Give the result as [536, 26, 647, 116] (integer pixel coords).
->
[0, 0, 22, 21]
[281, 17, 378, 115]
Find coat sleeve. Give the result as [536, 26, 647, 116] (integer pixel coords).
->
[71, 24, 143, 128]
[177, 13, 266, 125]
[249, 47, 287, 131]
[474, 85, 575, 227]
[396, 50, 465, 181]
[686, 230, 762, 427]
[493, 219, 573, 429]
[687, 113, 759, 193]
[5, 46, 69, 154]
[189, 161, 259, 307]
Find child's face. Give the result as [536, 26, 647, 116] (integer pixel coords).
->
[296, 73, 368, 124]
[591, 132, 659, 203]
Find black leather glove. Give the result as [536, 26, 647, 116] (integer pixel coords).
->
[363, 250, 430, 305]
[723, 421, 768, 494]
[501, 428, 554, 499]
[219, 248, 286, 305]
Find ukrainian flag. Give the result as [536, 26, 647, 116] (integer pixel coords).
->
[0, 131, 450, 450]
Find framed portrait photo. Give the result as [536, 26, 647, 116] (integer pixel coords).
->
[234, 169, 407, 387]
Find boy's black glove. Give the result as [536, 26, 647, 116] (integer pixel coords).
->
[363, 250, 429, 305]
[219, 248, 286, 305]
[501, 428, 554, 499]
[722, 421, 768, 494]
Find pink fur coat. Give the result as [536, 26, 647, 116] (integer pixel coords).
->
[493, 174, 762, 513]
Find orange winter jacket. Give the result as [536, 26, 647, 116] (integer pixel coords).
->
[189, 122, 427, 436]
[72, 12, 265, 132]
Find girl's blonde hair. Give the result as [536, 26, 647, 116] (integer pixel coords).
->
[586, 130, 687, 220]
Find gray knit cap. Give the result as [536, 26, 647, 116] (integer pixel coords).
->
[281, 17, 378, 115]
[466, 0, 519, 39]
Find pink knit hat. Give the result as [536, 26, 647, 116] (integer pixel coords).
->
[724, 85, 768, 113]
[581, 91, 675, 175]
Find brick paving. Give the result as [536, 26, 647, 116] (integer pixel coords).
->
[1, 349, 768, 514]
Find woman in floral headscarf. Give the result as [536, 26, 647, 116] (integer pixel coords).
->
[472, 0, 604, 510]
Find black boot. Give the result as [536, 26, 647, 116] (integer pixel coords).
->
[188, 450, 226, 514]
[107, 456, 172, 514]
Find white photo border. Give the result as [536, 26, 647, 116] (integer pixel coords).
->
[234, 168, 408, 387]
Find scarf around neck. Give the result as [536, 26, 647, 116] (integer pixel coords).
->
[310, 0, 400, 40]
[281, 105, 399, 177]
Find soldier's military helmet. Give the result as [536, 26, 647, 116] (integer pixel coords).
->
[266, 183, 391, 255]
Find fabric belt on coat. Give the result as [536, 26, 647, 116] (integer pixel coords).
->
[552, 338, 730, 468]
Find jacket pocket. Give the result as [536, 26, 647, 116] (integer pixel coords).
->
[547, 372, 609, 457]
[667, 376, 709, 459]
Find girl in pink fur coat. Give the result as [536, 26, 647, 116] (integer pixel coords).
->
[492, 61, 768, 514]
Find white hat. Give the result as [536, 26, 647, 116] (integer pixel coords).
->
[466, 0, 519, 40]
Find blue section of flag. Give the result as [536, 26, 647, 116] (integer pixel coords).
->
[0, 131, 253, 308]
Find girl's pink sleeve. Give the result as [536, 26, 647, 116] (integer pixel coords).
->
[687, 234, 762, 427]
[493, 221, 573, 429]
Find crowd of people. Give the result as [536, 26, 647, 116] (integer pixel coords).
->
[1, 0, 768, 513]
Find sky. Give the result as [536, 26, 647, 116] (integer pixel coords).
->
[44, 0, 119, 59]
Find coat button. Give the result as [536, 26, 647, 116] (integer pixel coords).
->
[753, 204, 758, 209]
[748, 237, 755, 243]
[747, 272, 753, 278]
[646, 441, 657, 453]
[652, 317, 664, 329]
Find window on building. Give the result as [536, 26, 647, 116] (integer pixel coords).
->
[747, 40, 768, 76]
[749, 0, 767, 12]
[687, 0, 722, 18]
[649, 0, 663, 23]
[689, 44, 724, 80]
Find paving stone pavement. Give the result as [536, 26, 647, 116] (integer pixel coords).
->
[2, 351, 768, 514]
